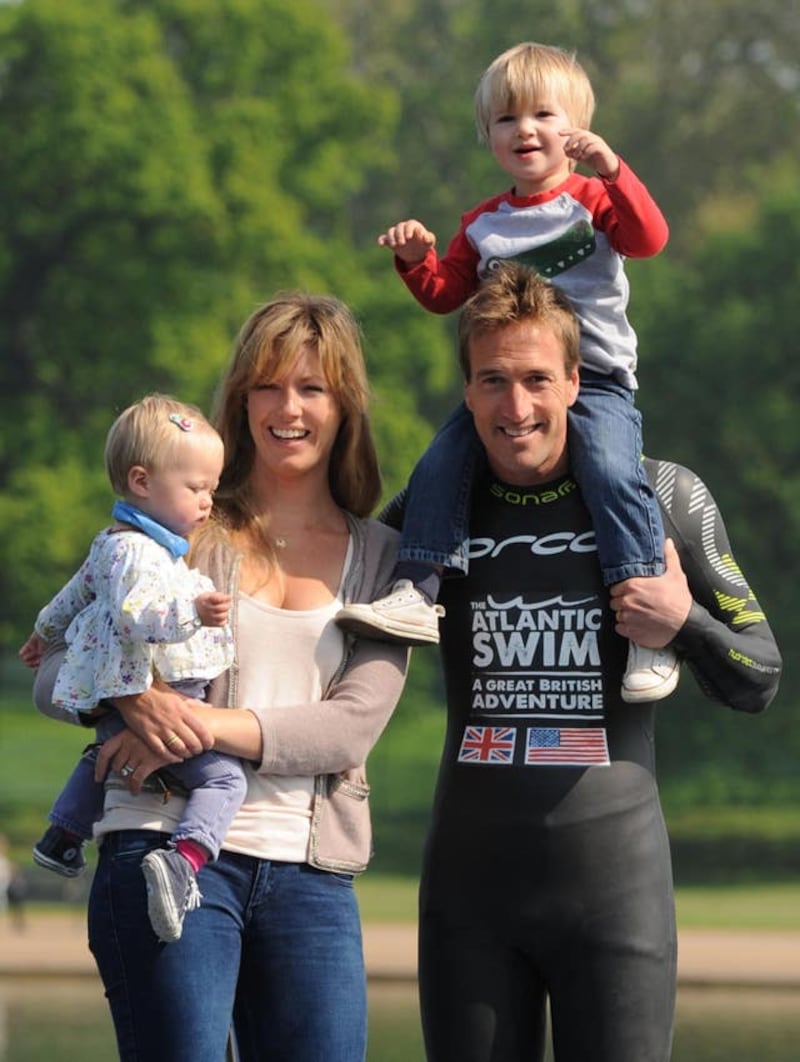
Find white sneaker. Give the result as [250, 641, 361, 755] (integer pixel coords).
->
[335, 579, 445, 646]
[622, 643, 680, 703]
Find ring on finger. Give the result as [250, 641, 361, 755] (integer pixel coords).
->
[120, 764, 135, 778]
[165, 733, 181, 748]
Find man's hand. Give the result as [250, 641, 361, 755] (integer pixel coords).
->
[609, 539, 692, 648]
[377, 219, 436, 265]
[195, 590, 232, 627]
[112, 685, 213, 759]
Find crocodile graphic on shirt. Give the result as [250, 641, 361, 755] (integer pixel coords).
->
[485, 219, 596, 279]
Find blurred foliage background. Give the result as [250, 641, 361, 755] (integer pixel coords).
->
[1, 0, 799, 877]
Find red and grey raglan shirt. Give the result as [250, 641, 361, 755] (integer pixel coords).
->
[396, 160, 668, 389]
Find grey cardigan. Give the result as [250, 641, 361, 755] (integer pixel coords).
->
[34, 514, 410, 874]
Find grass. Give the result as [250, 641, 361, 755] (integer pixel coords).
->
[4, 655, 800, 931]
[674, 882, 800, 930]
[17, 877, 800, 931]
[357, 875, 800, 931]
[356, 874, 419, 923]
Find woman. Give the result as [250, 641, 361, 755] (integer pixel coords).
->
[34, 292, 409, 1062]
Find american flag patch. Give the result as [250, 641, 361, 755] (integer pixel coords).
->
[458, 725, 516, 764]
[525, 727, 609, 766]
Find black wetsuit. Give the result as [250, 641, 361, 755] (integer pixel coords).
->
[418, 458, 781, 1062]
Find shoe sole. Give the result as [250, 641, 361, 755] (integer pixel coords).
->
[32, 847, 86, 878]
[337, 614, 440, 646]
[141, 854, 184, 943]
[621, 667, 680, 704]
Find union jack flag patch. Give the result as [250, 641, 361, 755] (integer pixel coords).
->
[458, 725, 516, 764]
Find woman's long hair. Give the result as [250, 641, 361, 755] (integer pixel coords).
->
[209, 292, 381, 556]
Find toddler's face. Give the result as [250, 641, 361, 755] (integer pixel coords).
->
[488, 97, 573, 196]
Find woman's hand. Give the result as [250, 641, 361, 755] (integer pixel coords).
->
[112, 684, 214, 760]
[95, 729, 171, 795]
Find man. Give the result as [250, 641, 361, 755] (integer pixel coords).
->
[412, 264, 780, 1061]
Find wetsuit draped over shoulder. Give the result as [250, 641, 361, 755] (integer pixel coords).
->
[418, 459, 780, 1062]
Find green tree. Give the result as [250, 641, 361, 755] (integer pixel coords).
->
[2, 0, 797, 804]
[336, 0, 800, 253]
[633, 168, 800, 784]
[0, 0, 407, 643]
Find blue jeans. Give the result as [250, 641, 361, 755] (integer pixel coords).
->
[49, 710, 247, 859]
[398, 404, 483, 574]
[89, 831, 367, 1062]
[399, 373, 665, 585]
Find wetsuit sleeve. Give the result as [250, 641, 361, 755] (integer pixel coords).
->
[646, 457, 782, 713]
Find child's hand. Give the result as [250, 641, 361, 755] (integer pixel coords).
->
[195, 591, 232, 628]
[560, 128, 619, 181]
[19, 631, 46, 669]
[377, 219, 436, 265]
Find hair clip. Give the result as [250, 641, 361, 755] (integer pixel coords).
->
[169, 413, 194, 432]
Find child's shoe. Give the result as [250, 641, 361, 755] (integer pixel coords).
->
[32, 825, 87, 877]
[141, 848, 202, 943]
[621, 643, 680, 703]
[335, 579, 445, 645]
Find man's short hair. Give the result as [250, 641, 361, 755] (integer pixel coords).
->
[457, 262, 582, 379]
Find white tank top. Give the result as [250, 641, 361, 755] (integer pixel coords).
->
[222, 539, 352, 861]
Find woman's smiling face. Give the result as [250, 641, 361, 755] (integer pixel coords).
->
[246, 343, 343, 483]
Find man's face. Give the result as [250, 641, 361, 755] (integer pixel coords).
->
[464, 320, 579, 486]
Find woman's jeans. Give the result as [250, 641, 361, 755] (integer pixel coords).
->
[89, 830, 367, 1062]
[399, 372, 664, 584]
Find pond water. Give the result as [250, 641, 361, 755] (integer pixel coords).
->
[1, 977, 799, 1060]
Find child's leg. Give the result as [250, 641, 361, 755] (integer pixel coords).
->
[336, 404, 480, 646]
[45, 746, 105, 841]
[33, 713, 126, 876]
[569, 373, 679, 702]
[162, 751, 248, 861]
[397, 402, 481, 576]
[140, 751, 247, 943]
[569, 375, 664, 582]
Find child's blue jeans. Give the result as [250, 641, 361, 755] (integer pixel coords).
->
[398, 369, 665, 586]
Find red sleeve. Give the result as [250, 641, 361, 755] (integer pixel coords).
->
[396, 217, 482, 315]
[581, 159, 669, 258]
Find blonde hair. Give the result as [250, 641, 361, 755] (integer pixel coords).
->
[211, 291, 381, 544]
[104, 393, 219, 496]
[458, 262, 581, 380]
[474, 42, 595, 145]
